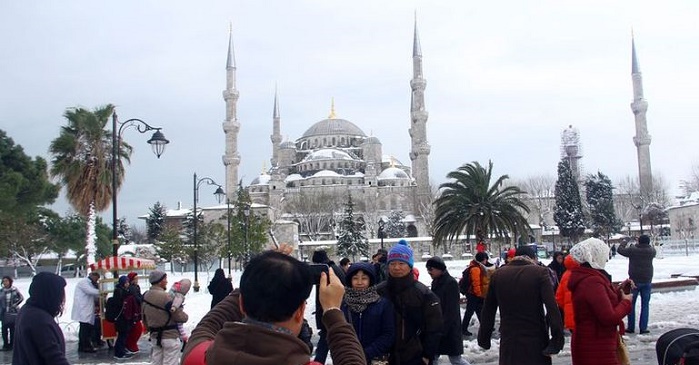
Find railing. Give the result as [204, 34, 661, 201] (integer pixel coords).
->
[656, 238, 699, 256]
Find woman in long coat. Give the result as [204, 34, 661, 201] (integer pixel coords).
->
[208, 268, 233, 309]
[568, 238, 632, 365]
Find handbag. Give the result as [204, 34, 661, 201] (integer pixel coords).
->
[617, 333, 631, 365]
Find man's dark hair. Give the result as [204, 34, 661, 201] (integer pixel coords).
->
[515, 245, 537, 259]
[638, 234, 651, 245]
[240, 251, 312, 323]
[475, 252, 489, 262]
[339, 257, 350, 267]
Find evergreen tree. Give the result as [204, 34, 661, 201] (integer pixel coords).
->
[585, 172, 622, 238]
[146, 201, 167, 243]
[156, 223, 186, 273]
[384, 210, 406, 238]
[554, 159, 586, 244]
[336, 193, 369, 260]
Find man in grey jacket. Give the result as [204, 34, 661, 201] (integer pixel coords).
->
[618, 234, 656, 334]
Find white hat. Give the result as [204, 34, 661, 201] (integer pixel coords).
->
[570, 238, 609, 270]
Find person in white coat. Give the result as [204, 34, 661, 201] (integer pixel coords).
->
[71, 272, 101, 352]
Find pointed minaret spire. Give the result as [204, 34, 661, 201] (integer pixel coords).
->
[223, 24, 241, 200]
[413, 12, 422, 58]
[631, 31, 640, 74]
[409, 15, 430, 200]
[629, 34, 653, 197]
[270, 85, 282, 168]
[226, 23, 236, 69]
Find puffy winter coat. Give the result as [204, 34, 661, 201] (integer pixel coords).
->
[342, 296, 395, 362]
[71, 278, 100, 324]
[555, 255, 579, 330]
[568, 265, 631, 365]
[617, 241, 656, 283]
[465, 260, 490, 299]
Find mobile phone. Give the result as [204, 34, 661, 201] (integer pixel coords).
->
[621, 280, 634, 295]
[309, 264, 329, 285]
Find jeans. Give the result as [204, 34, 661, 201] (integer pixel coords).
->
[114, 323, 132, 357]
[314, 330, 329, 364]
[627, 282, 651, 332]
[1, 321, 14, 348]
[462, 294, 483, 334]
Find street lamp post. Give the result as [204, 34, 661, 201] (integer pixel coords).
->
[226, 198, 232, 277]
[111, 111, 169, 260]
[378, 219, 385, 250]
[192, 173, 225, 292]
[243, 203, 251, 266]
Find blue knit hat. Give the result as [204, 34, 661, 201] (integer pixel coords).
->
[118, 275, 129, 286]
[387, 244, 414, 268]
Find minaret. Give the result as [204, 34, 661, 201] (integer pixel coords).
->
[630, 35, 653, 196]
[270, 87, 282, 168]
[409, 17, 431, 198]
[222, 26, 241, 200]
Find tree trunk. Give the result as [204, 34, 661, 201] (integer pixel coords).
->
[85, 202, 97, 268]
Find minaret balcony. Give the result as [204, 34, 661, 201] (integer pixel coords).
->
[222, 120, 240, 133]
[223, 89, 240, 101]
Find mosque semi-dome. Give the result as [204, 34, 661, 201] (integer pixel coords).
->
[250, 172, 271, 185]
[280, 140, 296, 149]
[378, 167, 410, 180]
[301, 118, 367, 138]
[303, 148, 357, 162]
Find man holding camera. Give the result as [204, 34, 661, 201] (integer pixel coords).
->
[618, 234, 656, 334]
[204, 251, 364, 365]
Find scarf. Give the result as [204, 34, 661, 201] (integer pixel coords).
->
[344, 286, 381, 313]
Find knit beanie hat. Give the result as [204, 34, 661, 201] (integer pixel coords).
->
[118, 275, 129, 286]
[638, 234, 651, 245]
[149, 270, 167, 284]
[127, 271, 138, 282]
[506, 248, 516, 259]
[387, 244, 414, 268]
[570, 238, 609, 270]
[398, 239, 409, 246]
[426, 256, 447, 271]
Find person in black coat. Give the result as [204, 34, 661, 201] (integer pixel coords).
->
[311, 249, 346, 364]
[12, 272, 69, 365]
[426, 256, 470, 365]
[547, 251, 566, 283]
[208, 268, 233, 309]
[113, 276, 135, 359]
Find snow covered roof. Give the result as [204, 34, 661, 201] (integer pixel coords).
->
[284, 173, 304, 183]
[313, 170, 341, 178]
[251, 172, 271, 185]
[303, 148, 357, 162]
[378, 167, 410, 180]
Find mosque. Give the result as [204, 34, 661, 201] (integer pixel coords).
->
[220, 20, 433, 242]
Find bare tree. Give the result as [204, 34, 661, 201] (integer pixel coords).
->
[615, 174, 670, 223]
[283, 189, 343, 241]
[516, 174, 556, 226]
[680, 163, 699, 196]
[416, 181, 438, 237]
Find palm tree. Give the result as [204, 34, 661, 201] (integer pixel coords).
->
[49, 104, 132, 265]
[433, 160, 531, 248]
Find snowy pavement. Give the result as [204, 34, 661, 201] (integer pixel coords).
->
[4, 253, 698, 364]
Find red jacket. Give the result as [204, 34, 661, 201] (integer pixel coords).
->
[568, 266, 631, 365]
[555, 255, 579, 330]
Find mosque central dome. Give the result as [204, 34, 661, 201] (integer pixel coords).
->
[301, 118, 367, 138]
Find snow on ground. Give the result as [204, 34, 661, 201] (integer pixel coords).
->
[9, 253, 699, 364]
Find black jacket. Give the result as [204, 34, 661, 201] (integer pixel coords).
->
[208, 276, 233, 309]
[430, 270, 463, 356]
[617, 242, 656, 283]
[378, 274, 443, 365]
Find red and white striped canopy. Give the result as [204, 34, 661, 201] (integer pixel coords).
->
[89, 256, 157, 272]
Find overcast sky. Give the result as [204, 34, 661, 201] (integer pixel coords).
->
[1, 1, 697, 228]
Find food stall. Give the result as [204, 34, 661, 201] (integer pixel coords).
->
[89, 256, 157, 344]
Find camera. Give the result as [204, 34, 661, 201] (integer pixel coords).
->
[309, 264, 329, 285]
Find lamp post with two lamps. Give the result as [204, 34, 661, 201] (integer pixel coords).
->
[243, 203, 251, 266]
[111, 112, 169, 259]
[192, 173, 225, 292]
[378, 218, 385, 250]
[226, 198, 233, 277]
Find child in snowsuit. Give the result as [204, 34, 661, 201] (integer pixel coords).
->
[166, 278, 191, 343]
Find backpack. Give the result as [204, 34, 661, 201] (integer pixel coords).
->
[105, 295, 123, 322]
[459, 267, 472, 295]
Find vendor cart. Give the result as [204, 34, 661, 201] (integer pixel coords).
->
[89, 256, 157, 345]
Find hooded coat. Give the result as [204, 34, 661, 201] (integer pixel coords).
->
[208, 269, 233, 309]
[12, 272, 69, 365]
[568, 265, 631, 365]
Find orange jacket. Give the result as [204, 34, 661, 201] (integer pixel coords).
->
[467, 261, 491, 298]
[555, 255, 580, 330]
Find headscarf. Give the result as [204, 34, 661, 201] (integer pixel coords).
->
[570, 238, 609, 270]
